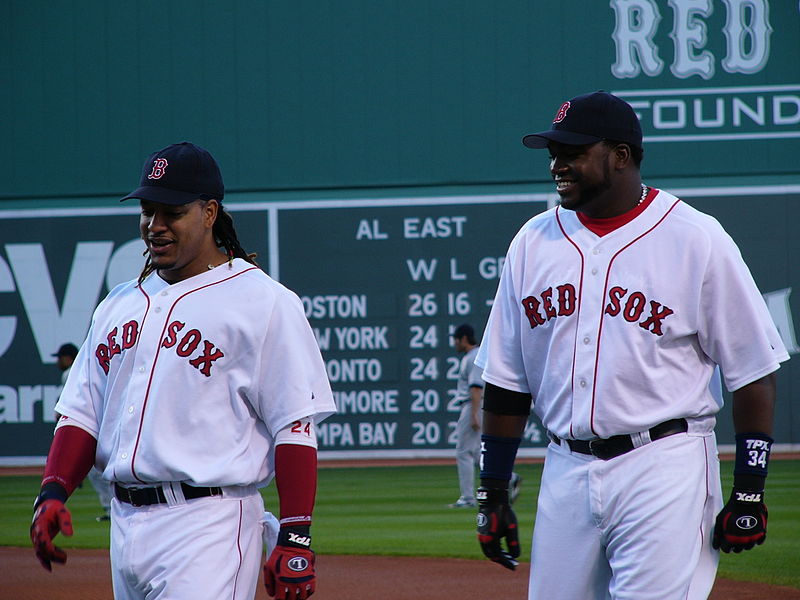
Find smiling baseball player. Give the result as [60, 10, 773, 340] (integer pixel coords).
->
[474, 92, 789, 599]
[30, 142, 336, 600]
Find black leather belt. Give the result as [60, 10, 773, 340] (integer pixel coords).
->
[550, 418, 688, 461]
[114, 482, 222, 507]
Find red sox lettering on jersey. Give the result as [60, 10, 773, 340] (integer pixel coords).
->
[95, 318, 225, 377]
[521, 283, 674, 336]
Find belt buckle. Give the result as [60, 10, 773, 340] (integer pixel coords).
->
[588, 439, 613, 460]
[588, 439, 601, 458]
[126, 486, 145, 507]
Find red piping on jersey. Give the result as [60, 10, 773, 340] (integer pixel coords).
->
[232, 500, 245, 600]
[588, 198, 681, 435]
[129, 267, 259, 483]
[112, 283, 151, 483]
[555, 206, 585, 440]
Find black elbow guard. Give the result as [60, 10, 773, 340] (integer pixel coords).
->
[483, 382, 532, 416]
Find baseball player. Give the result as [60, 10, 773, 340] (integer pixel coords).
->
[30, 141, 336, 600]
[448, 324, 522, 509]
[448, 324, 484, 508]
[474, 91, 789, 599]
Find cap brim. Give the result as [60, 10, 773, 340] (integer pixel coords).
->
[120, 186, 202, 205]
[522, 130, 603, 149]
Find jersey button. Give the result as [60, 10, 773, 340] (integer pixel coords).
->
[591, 268, 598, 275]
[161, 291, 168, 297]
[121, 453, 128, 459]
[154, 307, 162, 313]
[592, 248, 600, 255]
[579, 379, 587, 388]
[583, 337, 590, 344]
[128, 406, 134, 414]
[138, 367, 145, 373]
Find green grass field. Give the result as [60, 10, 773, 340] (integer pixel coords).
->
[3, 460, 798, 589]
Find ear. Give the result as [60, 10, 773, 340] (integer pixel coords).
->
[612, 144, 632, 169]
[202, 199, 220, 229]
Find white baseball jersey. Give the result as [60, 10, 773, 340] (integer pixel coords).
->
[476, 188, 788, 440]
[55, 258, 336, 487]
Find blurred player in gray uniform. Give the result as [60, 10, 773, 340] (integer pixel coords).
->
[449, 324, 520, 508]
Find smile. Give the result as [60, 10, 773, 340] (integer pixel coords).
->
[555, 180, 575, 193]
[148, 238, 174, 254]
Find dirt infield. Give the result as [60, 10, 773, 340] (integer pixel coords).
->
[2, 547, 799, 600]
[5, 461, 800, 599]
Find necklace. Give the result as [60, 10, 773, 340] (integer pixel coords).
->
[637, 184, 648, 205]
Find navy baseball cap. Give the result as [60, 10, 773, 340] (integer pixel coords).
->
[522, 91, 642, 150]
[452, 324, 475, 339]
[52, 343, 79, 359]
[121, 142, 224, 205]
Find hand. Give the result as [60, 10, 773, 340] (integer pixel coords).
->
[713, 488, 768, 553]
[30, 499, 73, 571]
[476, 485, 520, 570]
[264, 526, 316, 599]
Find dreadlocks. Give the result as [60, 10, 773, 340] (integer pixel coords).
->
[138, 201, 258, 284]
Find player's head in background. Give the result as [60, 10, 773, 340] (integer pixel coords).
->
[52, 343, 79, 372]
[522, 91, 644, 219]
[121, 142, 258, 283]
[453, 323, 477, 353]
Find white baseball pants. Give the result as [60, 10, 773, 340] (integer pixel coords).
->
[529, 432, 722, 600]
[110, 485, 267, 600]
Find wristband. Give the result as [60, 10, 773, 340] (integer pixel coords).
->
[479, 434, 521, 481]
[733, 432, 773, 479]
[33, 482, 68, 511]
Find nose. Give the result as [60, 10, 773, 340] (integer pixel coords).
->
[148, 210, 167, 232]
[550, 155, 567, 176]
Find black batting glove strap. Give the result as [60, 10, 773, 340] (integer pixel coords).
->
[33, 482, 69, 511]
[277, 525, 312, 550]
[476, 485, 520, 571]
[712, 485, 768, 553]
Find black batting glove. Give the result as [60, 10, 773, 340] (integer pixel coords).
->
[713, 475, 768, 553]
[476, 479, 520, 570]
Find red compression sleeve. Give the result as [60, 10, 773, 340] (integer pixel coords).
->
[42, 424, 97, 496]
[274, 443, 318, 526]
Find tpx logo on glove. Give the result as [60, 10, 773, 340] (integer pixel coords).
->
[287, 556, 310, 571]
[287, 532, 311, 547]
[735, 491, 763, 502]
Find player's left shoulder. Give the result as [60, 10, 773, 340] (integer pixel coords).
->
[656, 189, 734, 243]
[230, 261, 307, 312]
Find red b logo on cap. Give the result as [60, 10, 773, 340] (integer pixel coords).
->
[553, 101, 570, 123]
[148, 158, 168, 180]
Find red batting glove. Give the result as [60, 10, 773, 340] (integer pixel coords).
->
[30, 499, 74, 571]
[264, 526, 316, 600]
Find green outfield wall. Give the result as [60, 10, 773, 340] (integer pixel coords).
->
[1, 1, 797, 461]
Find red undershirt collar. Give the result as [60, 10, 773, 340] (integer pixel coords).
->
[576, 186, 656, 237]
